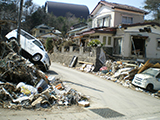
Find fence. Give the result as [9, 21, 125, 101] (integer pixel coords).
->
[54, 46, 97, 57]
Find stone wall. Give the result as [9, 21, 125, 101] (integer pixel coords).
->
[49, 52, 96, 67]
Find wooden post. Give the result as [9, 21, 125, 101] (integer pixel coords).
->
[17, 0, 24, 45]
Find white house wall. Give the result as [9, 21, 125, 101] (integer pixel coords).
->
[92, 6, 115, 28]
[92, 5, 145, 28]
[146, 33, 160, 58]
[114, 11, 144, 26]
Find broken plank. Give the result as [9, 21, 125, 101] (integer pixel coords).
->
[78, 61, 94, 65]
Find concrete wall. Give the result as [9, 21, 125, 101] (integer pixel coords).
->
[49, 52, 96, 67]
[146, 33, 160, 58]
[49, 46, 112, 68]
[49, 46, 96, 67]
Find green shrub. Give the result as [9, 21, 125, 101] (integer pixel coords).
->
[87, 39, 103, 47]
[45, 38, 53, 52]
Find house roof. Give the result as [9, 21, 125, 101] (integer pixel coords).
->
[72, 22, 88, 29]
[68, 26, 88, 34]
[120, 22, 160, 28]
[45, 1, 89, 19]
[91, 1, 148, 15]
[34, 24, 54, 30]
[38, 32, 59, 38]
[31, 24, 62, 37]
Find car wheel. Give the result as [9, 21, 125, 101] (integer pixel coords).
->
[32, 54, 41, 62]
[9, 37, 17, 42]
[146, 84, 153, 91]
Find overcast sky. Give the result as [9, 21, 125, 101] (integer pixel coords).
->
[32, 0, 152, 19]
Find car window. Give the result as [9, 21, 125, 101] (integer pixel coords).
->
[33, 40, 44, 50]
[142, 68, 159, 77]
[156, 73, 160, 78]
[156, 73, 160, 82]
[21, 30, 34, 40]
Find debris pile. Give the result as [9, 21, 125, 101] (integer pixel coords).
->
[78, 59, 160, 98]
[77, 61, 95, 73]
[0, 41, 90, 109]
[94, 60, 139, 87]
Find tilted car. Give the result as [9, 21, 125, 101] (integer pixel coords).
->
[132, 68, 160, 91]
[5, 29, 51, 71]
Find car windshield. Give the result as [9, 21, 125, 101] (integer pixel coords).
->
[33, 40, 44, 50]
[142, 68, 159, 77]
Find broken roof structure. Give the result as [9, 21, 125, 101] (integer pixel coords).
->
[77, 26, 117, 36]
[45, 1, 89, 19]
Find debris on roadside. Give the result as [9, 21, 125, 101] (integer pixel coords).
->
[0, 41, 90, 110]
[76, 58, 160, 99]
[92, 60, 140, 87]
[76, 61, 95, 73]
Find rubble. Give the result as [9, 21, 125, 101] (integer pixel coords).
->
[77, 58, 160, 99]
[0, 41, 90, 110]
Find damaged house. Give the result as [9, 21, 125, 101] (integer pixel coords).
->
[76, 1, 160, 59]
[115, 22, 160, 59]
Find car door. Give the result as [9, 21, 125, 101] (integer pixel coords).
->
[21, 30, 35, 55]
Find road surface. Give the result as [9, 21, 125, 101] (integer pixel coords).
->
[47, 62, 160, 120]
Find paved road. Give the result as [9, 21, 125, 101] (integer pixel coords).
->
[47, 62, 160, 120]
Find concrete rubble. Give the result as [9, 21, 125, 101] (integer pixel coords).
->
[77, 59, 160, 99]
[0, 41, 90, 110]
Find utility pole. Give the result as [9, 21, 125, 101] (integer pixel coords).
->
[17, 0, 23, 45]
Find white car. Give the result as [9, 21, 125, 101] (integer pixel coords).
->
[132, 68, 160, 91]
[5, 29, 51, 71]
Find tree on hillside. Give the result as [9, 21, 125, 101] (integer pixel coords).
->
[0, 1, 18, 37]
[0, 1, 18, 21]
[45, 12, 81, 37]
[22, 6, 47, 31]
[144, 0, 160, 23]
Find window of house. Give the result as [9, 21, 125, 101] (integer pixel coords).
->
[108, 37, 111, 45]
[97, 19, 103, 27]
[113, 38, 122, 54]
[104, 17, 110, 27]
[97, 16, 110, 27]
[122, 16, 133, 24]
[40, 30, 45, 33]
[103, 36, 106, 45]
[157, 38, 160, 48]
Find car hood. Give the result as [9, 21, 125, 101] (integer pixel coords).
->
[135, 73, 154, 79]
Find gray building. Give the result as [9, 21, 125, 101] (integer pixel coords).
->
[45, 1, 89, 19]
